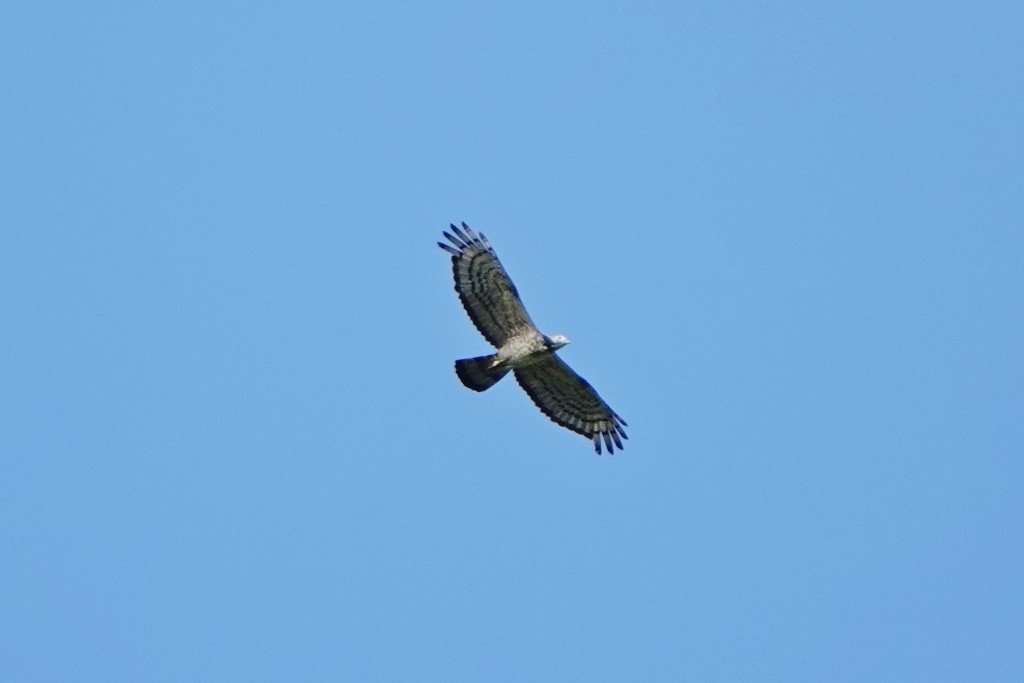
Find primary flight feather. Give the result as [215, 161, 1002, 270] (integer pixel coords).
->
[439, 222, 628, 454]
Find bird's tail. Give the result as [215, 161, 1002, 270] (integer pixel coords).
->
[454, 355, 509, 392]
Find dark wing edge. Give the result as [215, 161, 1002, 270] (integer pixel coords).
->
[438, 222, 536, 348]
[513, 355, 628, 454]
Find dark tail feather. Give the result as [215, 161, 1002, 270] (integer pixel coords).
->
[455, 355, 508, 392]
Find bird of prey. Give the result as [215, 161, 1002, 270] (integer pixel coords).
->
[438, 222, 628, 454]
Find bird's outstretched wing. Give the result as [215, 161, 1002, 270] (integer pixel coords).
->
[438, 223, 538, 347]
[514, 355, 628, 454]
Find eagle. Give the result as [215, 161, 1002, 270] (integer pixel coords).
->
[439, 223, 628, 454]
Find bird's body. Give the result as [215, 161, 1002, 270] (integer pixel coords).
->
[494, 332, 551, 368]
[438, 222, 627, 454]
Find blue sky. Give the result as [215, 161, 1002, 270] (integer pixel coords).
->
[2, 1, 1022, 680]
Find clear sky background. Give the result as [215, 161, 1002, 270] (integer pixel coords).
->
[2, 2, 1022, 681]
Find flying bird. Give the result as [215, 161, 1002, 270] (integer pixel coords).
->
[438, 223, 628, 454]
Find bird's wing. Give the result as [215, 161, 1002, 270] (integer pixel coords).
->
[438, 223, 538, 347]
[514, 355, 628, 454]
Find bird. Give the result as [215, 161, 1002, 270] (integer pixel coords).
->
[438, 222, 628, 454]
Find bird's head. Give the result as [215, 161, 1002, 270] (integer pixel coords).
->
[546, 334, 571, 350]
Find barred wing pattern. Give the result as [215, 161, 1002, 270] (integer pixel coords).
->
[437, 223, 538, 347]
[514, 356, 629, 454]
